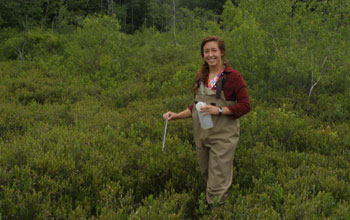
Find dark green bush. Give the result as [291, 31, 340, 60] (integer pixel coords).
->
[1, 28, 63, 60]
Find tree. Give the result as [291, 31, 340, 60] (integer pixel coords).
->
[0, 0, 44, 28]
[221, 0, 268, 83]
[172, 0, 177, 46]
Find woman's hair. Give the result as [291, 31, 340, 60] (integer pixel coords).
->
[193, 35, 226, 93]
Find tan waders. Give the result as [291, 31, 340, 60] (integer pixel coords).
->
[192, 82, 240, 205]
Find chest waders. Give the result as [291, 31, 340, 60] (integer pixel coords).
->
[192, 79, 240, 205]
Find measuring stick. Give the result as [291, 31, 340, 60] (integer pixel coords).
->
[162, 114, 169, 152]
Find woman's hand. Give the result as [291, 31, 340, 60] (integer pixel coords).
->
[163, 112, 179, 121]
[200, 105, 219, 116]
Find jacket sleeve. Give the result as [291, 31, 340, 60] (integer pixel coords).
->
[226, 74, 251, 119]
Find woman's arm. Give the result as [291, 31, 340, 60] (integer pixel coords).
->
[224, 70, 251, 118]
[200, 105, 233, 116]
[163, 108, 192, 121]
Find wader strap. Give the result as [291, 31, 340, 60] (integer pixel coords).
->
[195, 78, 200, 88]
[216, 74, 226, 99]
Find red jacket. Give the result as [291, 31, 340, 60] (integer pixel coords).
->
[189, 64, 250, 119]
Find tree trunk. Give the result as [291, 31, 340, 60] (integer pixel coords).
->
[172, 0, 177, 46]
[131, 2, 134, 33]
[42, 0, 51, 28]
[308, 55, 328, 100]
[111, 0, 114, 14]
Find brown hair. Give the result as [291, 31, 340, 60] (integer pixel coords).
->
[193, 35, 226, 93]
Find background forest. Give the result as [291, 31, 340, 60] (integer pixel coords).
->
[0, 0, 350, 219]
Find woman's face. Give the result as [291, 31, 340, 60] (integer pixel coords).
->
[203, 41, 224, 68]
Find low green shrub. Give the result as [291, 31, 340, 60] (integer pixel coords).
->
[240, 105, 348, 155]
[129, 191, 191, 220]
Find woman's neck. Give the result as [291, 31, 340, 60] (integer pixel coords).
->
[209, 63, 224, 75]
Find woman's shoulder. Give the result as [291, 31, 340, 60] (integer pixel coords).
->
[223, 64, 243, 79]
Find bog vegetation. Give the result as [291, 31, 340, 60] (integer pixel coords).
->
[0, 0, 349, 219]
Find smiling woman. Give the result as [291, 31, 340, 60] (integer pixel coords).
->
[163, 35, 250, 205]
[203, 41, 223, 69]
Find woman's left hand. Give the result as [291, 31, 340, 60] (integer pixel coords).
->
[200, 104, 219, 116]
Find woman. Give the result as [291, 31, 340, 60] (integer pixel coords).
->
[163, 35, 250, 205]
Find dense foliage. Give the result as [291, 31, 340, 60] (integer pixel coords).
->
[0, 0, 225, 33]
[0, 0, 349, 219]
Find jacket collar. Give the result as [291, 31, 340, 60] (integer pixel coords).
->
[223, 63, 234, 74]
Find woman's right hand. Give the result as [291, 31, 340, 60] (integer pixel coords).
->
[163, 112, 178, 121]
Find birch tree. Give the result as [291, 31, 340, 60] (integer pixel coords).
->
[172, 0, 177, 46]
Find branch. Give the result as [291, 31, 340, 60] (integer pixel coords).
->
[268, 33, 278, 53]
[308, 55, 328, 98]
